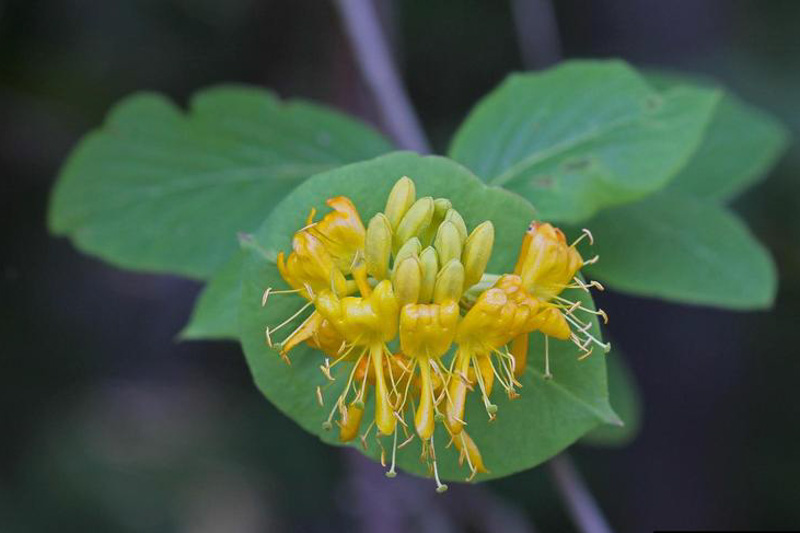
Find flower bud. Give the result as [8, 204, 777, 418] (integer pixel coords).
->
[433, 220, 463, 266]
[395, 197, 434, 251]
[365, 213, 392, 280]
[444, 209, 468, 242]
[434, 198, 453, 219]
[422, 198, 453, 243]
[392, 256, 422, 307]
[418, 246, 438, 303]
[433, 258, 465, 304]
[384, 176, 416, 230]
[462, 221, 495, 288]
[394, 237, 421, 266]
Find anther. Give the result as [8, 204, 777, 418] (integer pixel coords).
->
[316, 386, 324, 407]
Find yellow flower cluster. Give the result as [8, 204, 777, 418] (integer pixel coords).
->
[263, 177, 607, 490]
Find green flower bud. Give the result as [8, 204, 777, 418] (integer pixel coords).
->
[384, 176, 416, 230]
[462, 221, 495, 288]
[394, 237, 421, 266]
[418, 246, 439, 303]
[434, 198, 453, 218]
[422, 198, 453, 244]
[433, 220, 463, 266]
[392, 256, 422, 307]
[444, 209, 468, 243]
[395, 197, 434, 251]
[365, 213, 393, 280]
[433, 258, 465, 304]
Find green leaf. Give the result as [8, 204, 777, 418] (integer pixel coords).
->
[647, 71, 790, 201]
[448, 60, 721, 223]
[180, 251, 242, 341]
[239, 151, 617, 482]
[585, 192, 777, 309]
[49, 85, 392, 279]
[582, 349, 642, 447]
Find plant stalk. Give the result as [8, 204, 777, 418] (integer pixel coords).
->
[332, 0, 431, 153]
[548, 454, 614, 533]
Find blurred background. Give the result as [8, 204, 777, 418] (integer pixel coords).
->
[2, 0, 799, 531]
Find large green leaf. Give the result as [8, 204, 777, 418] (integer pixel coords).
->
[180, 251, 242, 341]
[448, 60, 720, 223]
[585, 192, 777, 309]
[49, 85, 392, 279]
[239, 151, 618, 482]
[582, 349, 642, 447]
[648, 71, 790, 201]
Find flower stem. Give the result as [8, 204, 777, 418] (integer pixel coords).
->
[332, 0, 431, 153]
[547, 454, 614, 533]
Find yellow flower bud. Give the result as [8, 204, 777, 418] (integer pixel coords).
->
[394, 237, 421, 266]
[444, 209, 468, 242]
[384, 176, 416, 230]
[392, 256, 422, 307]
[433, 220, 463, 266]
[365, 213, 392, 280]
[418, 246, 438, 303]
[462, 221, 495, 289]
[433, 258, 465, 304]
[395, 197, 434, 251]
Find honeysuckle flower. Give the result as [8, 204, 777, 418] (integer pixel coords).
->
[310, 196, 366, 274]
[447, 274, 536, 432]
[270, 197, 367, 363]
[399, 300, 460, 491]
[315, 279, 400, 437]
[507, 222, 610, 378]
[261, 175, 607, 488]
[276, 230, 348, 300]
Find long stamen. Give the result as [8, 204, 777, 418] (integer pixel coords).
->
[459, 432, 477, 480]
[430, 434, 448, 493]
[544, 335, 552, 379]
[470, 353, 498, 420]
[571, 228, 594, 247]
[355, 354, 370, 405]
[262, 287, 303, 306]
[359, 420, 375, 451]
[385, 429, 399, 478]
[555, 295, 609, 324]
[564, 313, 611, 352]
[268, 301, 313, 337]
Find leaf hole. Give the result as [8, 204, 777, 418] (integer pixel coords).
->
[530, 175, 555, 189]
[644, 95, 663, 112]
[561, 156, 593, 173]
